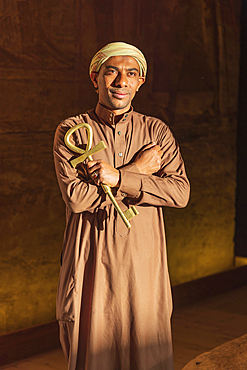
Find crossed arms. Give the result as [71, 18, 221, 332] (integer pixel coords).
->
[53, 121, 190, 214]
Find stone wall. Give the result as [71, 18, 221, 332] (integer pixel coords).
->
[0, 0, 240, 334]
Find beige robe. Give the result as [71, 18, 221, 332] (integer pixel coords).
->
[53, 103, 190, 370]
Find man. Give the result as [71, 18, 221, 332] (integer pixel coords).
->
[53, 42, 190, 370]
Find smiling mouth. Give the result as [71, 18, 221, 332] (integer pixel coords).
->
[110, 90, 129, 99]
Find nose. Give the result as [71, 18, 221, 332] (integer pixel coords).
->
[114, 72, 128, 88]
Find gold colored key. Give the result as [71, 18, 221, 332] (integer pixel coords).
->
[64, 123, 139, 228]
[64, 123, 106, 167]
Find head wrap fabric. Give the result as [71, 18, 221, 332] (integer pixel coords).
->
[89, 42, 147, 78]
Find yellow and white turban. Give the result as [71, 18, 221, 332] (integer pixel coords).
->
[89, 42, 147, 78]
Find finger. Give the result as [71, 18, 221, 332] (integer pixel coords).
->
[145, 146, 162, 158]
[90, 170, 101, 185]
[142, 142, 157, 151]
[91, 172, 98, 181]
[87, 160, 98, 169]
[153, 145, 163, 157]
[89, 169, 101, 184]
[87, 163, 101, 174]
[150, 144, 161, 151]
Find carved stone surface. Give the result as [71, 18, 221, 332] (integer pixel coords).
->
[182, 334, 247, 370]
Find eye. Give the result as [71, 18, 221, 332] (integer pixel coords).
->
[127, 71, 137, 77]
[105, 69, 117, 75]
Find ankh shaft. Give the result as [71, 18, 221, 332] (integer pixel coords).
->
[101, 184, 131, 228]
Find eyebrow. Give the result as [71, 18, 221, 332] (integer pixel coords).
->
[105, 65, 139, 73]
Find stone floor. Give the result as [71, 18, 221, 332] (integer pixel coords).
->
[1, 285, 247, 370]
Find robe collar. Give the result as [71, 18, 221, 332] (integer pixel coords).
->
[95, 103, 133, 126]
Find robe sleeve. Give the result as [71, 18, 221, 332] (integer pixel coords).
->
[53, 120, 116, 213]
[117, 124, 190, 208]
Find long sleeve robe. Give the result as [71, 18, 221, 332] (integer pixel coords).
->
[53, 103, 190, 370]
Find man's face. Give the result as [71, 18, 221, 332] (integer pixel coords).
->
[91, 56, 145, 115]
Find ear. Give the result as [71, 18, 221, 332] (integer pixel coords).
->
[137, 77, 145, 92]
[90, 72, 99, 89]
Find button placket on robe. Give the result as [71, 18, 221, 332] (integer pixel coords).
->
[114, 118, 128, 168]
[114, 118, 130, 236]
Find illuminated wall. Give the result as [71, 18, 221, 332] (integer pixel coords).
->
[0, 0, 240, 334]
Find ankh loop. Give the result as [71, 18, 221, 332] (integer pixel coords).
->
[64, 123, 139, 228]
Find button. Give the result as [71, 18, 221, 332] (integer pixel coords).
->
[125, 114, 128, 117]
[110, 112, 113, 117]
[118, 152, 123, 157]
[122, 118, 126, 121]
[109, 117, 112, 121]
[118, 131, 121, 135]
[121, 192, 127, 197]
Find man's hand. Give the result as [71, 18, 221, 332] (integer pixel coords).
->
[134, 142, 162, 175]
[87, 160, 120, 187]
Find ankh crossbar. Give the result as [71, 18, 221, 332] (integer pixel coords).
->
[64, 123, 139, 228]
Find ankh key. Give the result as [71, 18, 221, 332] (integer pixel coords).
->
[64, 123, 139, 228]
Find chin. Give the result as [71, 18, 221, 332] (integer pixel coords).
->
[109, 100, 129, 111]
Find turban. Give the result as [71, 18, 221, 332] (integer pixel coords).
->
[89, 42, 147, 78]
